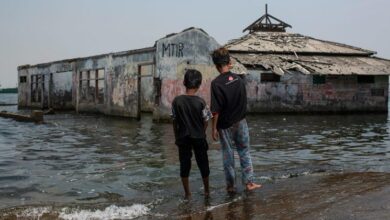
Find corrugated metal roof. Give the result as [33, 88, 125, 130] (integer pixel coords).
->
[226, 32, 375, 56]
[231, 53, 390, 75]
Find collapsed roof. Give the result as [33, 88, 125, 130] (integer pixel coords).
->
[226, 32, 390, 75]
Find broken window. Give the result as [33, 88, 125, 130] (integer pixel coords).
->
[79, 71, 89, 102]
[20, 76, 27, 83]
[79, 69, 105, 104]
[31, 75, 36, 102]
[313, 75, 326, 84]
[31, 75, 42, 103]
[140, 65, 153, 77]
[261, 73, 280, 83]
[357, 75, 375, 84]
[97, 69, 105, 104]
[88, 71, 96, 103]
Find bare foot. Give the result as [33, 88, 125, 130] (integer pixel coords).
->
[246, 183, 262, 191]
[226, 186, 236, 193]
[184, 193, 192, 200]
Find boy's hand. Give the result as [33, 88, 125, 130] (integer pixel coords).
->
[212, 128, 219, 141]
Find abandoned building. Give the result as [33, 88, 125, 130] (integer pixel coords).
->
[227, 5, 390, 113]
[17, 6, 390, 120]
[17, 28, 221, 120]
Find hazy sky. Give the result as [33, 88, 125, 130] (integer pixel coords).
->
[1, 0, 389, 88]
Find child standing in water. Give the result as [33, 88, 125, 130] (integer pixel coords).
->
[210, 47, 261, 192]
[171, 69, 211, 199]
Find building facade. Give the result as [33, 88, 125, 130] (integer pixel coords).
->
[17, 10, 390, 120]
[18, 28, 220, 120]
[227, 7, 390, 113]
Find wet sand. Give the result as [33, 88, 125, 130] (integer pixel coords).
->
[2, 172, 389, 219]
[180, 172, 390, 220]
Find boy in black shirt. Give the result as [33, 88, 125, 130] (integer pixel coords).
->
[172, 69, 211, 198]
[210, 47, 261, 192]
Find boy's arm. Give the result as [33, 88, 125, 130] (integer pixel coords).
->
[171, 105, 178, 140]
[211, 113, 219, 141]
[210, 81, 221, 141]
[172, 119, 178, 140]
[202, 103, 212, 131]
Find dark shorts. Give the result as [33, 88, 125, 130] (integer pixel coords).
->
[177, 138, 210, 178]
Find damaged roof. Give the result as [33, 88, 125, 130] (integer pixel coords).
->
[231, 53, 390, 76]
[226, 32, 375, 56]
[226, 31, 390, 75]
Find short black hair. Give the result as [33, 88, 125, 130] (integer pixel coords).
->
[211, 47, 230, 68]
[183, 69, 202, 89]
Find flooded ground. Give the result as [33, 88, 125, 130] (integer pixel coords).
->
[0, 93, 389, 219]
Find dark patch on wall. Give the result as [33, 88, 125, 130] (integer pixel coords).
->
[154, 78, 162, 105]
[371, 88, 385, 96]
[358, 75, 375, 84]
[19, 76, 27, 83]
[261, 73, 280, 82]
[51, 90, 73, 109]
[114, 66, 124, 78]
[313, 75, 326, 84]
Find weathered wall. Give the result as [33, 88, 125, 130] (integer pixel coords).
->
[17, 68, 30, 107]
[18, 49, 155, 118]
[140, 64, 155, 112]
[107, 52, 155, 117]
[19, 28, 387, 118]
[51, 71, 73, 109]
[154, 28, 220, 120]
[17, 62, 74, 109]
[246, 70, 389, 113]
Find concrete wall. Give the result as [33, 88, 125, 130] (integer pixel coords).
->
[154, 28, 220, 120]
[139, 64, 155, 112]
[19, 28, 387, 119]
[18, 62, 75, 109]
[17, 68, 30, 108]
[246, 70, 389, 113]
[103, 52, 155, 117]
[18, 49, 155, 118]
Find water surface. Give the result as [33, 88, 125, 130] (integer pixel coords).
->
[0, 94, 389, 219]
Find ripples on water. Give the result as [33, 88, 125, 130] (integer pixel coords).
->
[0, 93, 389, 219]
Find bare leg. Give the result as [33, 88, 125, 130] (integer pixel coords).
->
[202, 176, 210, 197]
[181, 177, 191, 199]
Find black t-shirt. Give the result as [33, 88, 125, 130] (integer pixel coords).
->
[172, 95, 209, 144]
[210, 71, 247, 129]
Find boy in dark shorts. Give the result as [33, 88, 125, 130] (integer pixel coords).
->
[210, 47, 261, 192]
[171, 69, 212, 199]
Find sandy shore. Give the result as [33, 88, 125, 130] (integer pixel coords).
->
[184, 172, 390, 220]
[1, 172, 389, 219]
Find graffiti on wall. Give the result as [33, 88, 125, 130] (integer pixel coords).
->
[162, 43, 184, 57]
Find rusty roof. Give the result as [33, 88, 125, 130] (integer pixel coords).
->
[226, 32, 375, 56]
[231, 53, 390, 75]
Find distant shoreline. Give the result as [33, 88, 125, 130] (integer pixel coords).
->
[0, 88, 18, 93]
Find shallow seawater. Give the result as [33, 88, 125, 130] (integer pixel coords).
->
[0, 94, 389, 219]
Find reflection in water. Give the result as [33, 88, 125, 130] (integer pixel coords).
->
[0, 93, 390, 219]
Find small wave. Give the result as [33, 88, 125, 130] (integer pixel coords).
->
[15, 207, 52, 218]
[59, 204, 150, 220]
[206, 196, 242, 212]
[7, 204, 150, 220]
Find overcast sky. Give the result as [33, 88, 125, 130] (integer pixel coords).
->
[1, 0, 389, 88]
